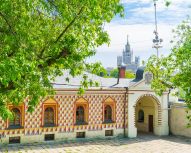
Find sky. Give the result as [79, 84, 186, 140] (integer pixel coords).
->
[88, 0, 191, 68]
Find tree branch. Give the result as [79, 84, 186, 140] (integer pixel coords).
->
[0, 81, 15, 92]
[38, 6, 85, 59]
[38, 48, 71, 69]
[161, 80, 173, 89]
[0, 12, 16, 35]
[0, 27, 9, 33]
[54, 6, 84, 43]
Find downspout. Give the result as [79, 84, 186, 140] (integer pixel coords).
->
[167, 88, 171, 135]
[168, 89, 171, 109]
[123, 87, 128, 137]
[117, 67, 120, 84]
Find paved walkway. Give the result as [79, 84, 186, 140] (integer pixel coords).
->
[0, 134, 191, 153]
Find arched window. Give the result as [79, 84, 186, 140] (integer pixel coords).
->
[104, 105, 112, 122]
[44, 107, 54, 126]
[9, 108, 21, 127]
[76, 106, 85, 124]
[138, 109, 144, 122]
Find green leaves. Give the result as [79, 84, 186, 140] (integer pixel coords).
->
[165, 0, 171, 7]
[0, 0, 123, 120]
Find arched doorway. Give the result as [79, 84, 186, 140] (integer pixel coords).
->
[135, 95, 162, 135]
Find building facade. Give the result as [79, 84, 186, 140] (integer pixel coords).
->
[0, 68, 170, 144]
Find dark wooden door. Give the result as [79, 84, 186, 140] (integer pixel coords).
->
[148, 115, 153, 132]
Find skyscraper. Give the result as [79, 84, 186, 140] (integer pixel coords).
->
[117, 35, 140, 72]
[122, 35, 132, 64]
[117, 56, 122, 67]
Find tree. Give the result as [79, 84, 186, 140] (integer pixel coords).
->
[110, 68, 119, 78]
[110, 68, 135, 79]
[95, 65, 107, 77]
[0, 0, 123, 119]
[125, 70, 135, 79]
[146, 18, 191, 126]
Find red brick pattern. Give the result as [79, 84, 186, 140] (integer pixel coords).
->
[0, 93, 125, 137]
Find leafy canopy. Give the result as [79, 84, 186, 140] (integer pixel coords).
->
[0, 0, 123, 119]
[110, 68, 135, 79]
[146, 18, 191, 126]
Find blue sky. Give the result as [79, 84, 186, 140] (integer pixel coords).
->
[88, 0, 191, 68]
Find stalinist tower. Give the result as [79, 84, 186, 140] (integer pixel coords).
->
[117, 35, 140, 72]
[122, 35, 133, 64]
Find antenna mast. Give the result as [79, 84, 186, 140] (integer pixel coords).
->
[152, 0, 163, 58]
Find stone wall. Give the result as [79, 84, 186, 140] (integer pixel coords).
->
[169, 102, 191, 138]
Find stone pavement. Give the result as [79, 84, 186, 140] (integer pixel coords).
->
[0, 134, 191, 153]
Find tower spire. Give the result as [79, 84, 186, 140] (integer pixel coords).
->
[127, 35, 129, 44]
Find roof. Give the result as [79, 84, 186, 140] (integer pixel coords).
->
[52, 70, 132, 89]
[132, 66, 145, 82]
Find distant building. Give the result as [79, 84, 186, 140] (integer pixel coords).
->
[135, 56, 140, 66]
[126, 63, 137, 72]
[117, 56, 122, 67]
[117, 35, 140, 73]
[122, 36, 133, 64]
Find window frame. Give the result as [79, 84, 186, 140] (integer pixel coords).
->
[105, 130, 114, 136]
[102, 97, 116, 124]
[138, 109, 144, 123]
[74, 98, 89, 125]
[104, 105, 113, 123]
[44, 134, 55, 141]
[76, 105, 85, 124]
[9, 108, 21, 127]
[9, 136, 21, 144]
[7, 105, 24, 129]
[76, 132, 85, 138]
[44, 106, 55, 127]
[42, 98, 58, 127]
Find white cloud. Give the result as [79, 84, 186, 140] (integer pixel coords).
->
[123, 0, 191, 25]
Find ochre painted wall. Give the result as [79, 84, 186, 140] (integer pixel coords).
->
[169, 103, 191, 138]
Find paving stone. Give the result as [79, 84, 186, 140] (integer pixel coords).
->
[1, 135, 191, 153]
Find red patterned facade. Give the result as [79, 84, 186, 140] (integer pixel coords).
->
[0, 90, 128, 143]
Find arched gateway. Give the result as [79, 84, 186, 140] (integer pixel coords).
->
[127, 67, 169, 138]
[135, 94, 162, 135]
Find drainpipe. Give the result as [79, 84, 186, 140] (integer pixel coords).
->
[117, 67, 120, 84]
[167, 89, 171, 109]
[167, 88, 171, 135]
[123, 87, 128, 137]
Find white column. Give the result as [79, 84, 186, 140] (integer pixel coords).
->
[128, 96, 137, 138]
[155, 94, 169, 136]
[160, 94, 169, 135]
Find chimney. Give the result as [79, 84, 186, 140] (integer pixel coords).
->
[119, 66, 126, 78]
